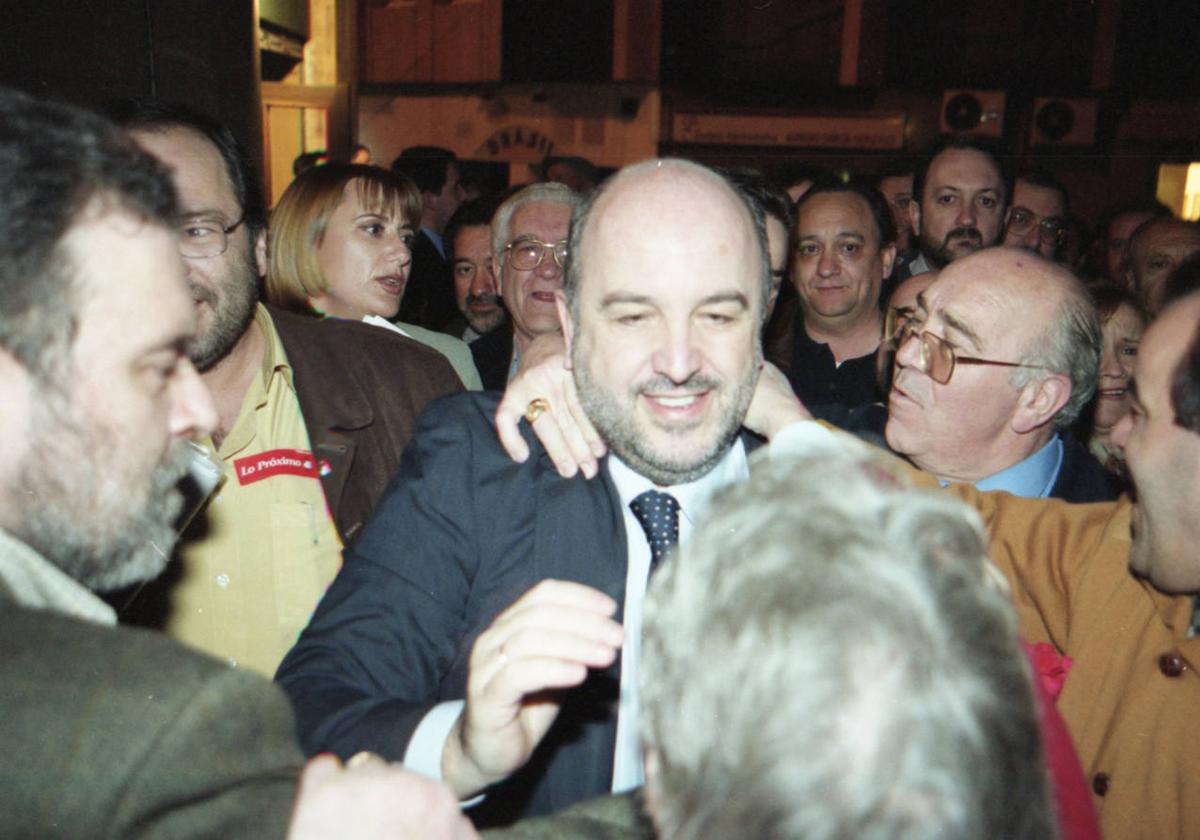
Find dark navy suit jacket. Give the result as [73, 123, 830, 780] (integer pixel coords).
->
[278, 393, 634, 825]
[470, 326, 515, 392]
[278, 391, 765, 826]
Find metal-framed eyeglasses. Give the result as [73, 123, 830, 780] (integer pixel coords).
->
[1005, 207, 1066, 245]
[503, 238, 568, 271]
[883, 307, 1054, 386]
[176, 215, 246, 259]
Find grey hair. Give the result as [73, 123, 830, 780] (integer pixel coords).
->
[490, 181, 582, 260]
[0, 88, 176, 385]
[1010, 259, 1101, 428]
[563, 158, 771, 324]
[640, 451, 1052, 840]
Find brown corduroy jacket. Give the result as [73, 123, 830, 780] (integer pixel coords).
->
[271, 306, 463, 545]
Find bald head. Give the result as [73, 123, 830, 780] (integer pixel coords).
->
[1129, 217, 1200, 315]
[886, 247, 1099, 483]
[565, 158, 769, 320]
[560, 158, 767, 486]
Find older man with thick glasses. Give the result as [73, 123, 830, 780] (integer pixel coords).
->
[468, 183, 582, 389]
[884, 246, 1120, 502]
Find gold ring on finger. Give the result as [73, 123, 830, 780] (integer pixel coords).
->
[347, 750, 383, 769]
[524, 398, 551, 424]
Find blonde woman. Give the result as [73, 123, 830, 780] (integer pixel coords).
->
[267, 163, 481, 388]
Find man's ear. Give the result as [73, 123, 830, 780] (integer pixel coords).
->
[910, 200, 921, 237]
[1012, 373, 1071, 434]
[880, 242, 898, 280]
[254, 227, 268, 278]
[555, 290, 575, 371]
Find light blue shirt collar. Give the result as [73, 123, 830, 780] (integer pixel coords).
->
[974, 435, 1064, 498]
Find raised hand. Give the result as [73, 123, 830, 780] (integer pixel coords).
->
[440, 580, 623, 798]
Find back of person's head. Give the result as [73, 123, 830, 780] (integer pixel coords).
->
[390, 145, 457, 195]
[640, 449, 1052, 840]
[873, 155, 916, 187]
[768, 161, 836, 202]
[542, 155, 599, 192]
[105, 97, 266, 239]
[720, 166, 794, 236]
[1, 87, 176, 383]
[293, 150, 328, 176]
[265, 163, 421, 313]
[912, 134, 1011, 210]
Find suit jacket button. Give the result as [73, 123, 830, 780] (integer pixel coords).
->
[1159, 652, 1186, 677]
[1092, 772, 1110, 796]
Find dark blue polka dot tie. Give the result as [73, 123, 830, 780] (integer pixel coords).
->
[630, 490, 681, 573]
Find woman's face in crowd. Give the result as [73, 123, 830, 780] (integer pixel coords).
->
[311, 179, 414, 320]
[1095, 302, 1145, 431]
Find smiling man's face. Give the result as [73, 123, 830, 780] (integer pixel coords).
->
[792, 190, 895, 329]
[566, 161, 764, 486]
[128, 126, 259, 372]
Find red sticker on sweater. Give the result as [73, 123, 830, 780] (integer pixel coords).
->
[233, 449, 319, 485]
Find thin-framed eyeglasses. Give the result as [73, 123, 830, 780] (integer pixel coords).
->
[503, 237, 568, 271]
[883, 307, 1054, 386]
[176, 215, 246, 259]
[1005, 208, 1066, 244]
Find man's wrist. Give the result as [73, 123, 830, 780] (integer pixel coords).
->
[440, 716, 489, 800]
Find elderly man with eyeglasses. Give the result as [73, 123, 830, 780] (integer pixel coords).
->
[469, 183, 583, 389]
[884, 246, 1120, 501]
[1003, 169, 1070, 261]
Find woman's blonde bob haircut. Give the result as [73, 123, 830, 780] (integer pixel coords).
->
[266, 163, 422, 314]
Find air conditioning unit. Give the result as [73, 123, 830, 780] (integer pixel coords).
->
[1031, 98, 1099, 146]
[940, 90, 1006, 138]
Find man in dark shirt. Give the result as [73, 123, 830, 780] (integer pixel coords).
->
[765, 181, 896, 411]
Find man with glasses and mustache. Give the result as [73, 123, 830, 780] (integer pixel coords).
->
[898, 136, 1009, 280]
[469, 183, 582, 389]
[884, 246, 1120, 501]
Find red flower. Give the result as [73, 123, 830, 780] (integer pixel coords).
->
[1025, 641, 1074, 702]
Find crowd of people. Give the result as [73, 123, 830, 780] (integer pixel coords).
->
[2, 82, 1200, 839]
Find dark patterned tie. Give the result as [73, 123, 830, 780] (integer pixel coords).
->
[629, 490, 681, 573]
